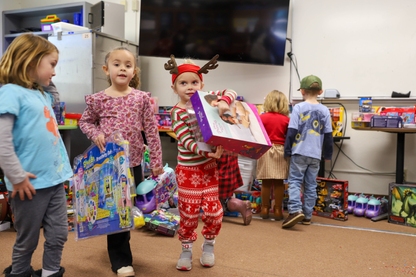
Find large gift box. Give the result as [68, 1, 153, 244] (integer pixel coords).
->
[189, 91, 271, 159]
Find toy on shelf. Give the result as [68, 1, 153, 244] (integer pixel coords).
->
[353, 194, 369, 217]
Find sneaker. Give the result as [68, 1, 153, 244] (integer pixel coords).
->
[117, 266, 135, 277]
[200, 240, 215, 267]
[282, 212, 305, 229]
[176, 250, 192, 271]
[302, 218, 311, 225]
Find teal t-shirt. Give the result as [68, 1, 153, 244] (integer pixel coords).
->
[0, 84, 72, 191]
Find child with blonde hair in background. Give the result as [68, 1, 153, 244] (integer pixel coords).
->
[256, 90, 290, 220]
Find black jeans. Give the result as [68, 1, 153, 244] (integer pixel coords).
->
[107, 165, 143, 272]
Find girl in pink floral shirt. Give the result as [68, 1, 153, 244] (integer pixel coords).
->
[79, 46, 163, 277]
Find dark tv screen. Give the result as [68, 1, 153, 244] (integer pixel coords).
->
[139, 0, 290, 66]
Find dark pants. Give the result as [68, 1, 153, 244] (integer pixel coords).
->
[108, 165, 143, 272]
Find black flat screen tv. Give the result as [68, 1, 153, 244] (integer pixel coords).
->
[139, 0, 290, 66]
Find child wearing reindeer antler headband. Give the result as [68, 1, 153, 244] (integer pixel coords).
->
[165, 54, 252, 271]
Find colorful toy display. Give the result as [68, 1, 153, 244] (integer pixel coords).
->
[388, 182, 416, 228]
[135, 164, 178, 213]
[313, 178, 348, 221]
[72, 132, 135, 240]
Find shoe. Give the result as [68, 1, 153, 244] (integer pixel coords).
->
[200, 240, 215, 267]
[176, 250, 192, 271]
[270, 206, 283, 221]
[117, 266, 135, 277]
[227, 198, 252, 225]
[32, 267, 65, 277]
[282, 212, 305, 229]
[260, 206, 270, 219]
[302, 218, 311, 225]
[3, 265, 34, 277]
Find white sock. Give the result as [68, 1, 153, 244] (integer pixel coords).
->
[42, 269, 58, 277]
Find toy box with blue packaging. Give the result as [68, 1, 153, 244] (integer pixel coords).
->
[313, 177, 348, 221]
[135, 164, 178, 214]
[189, 91, 271, 159]
[72, 132, 135, 240]
[388, 182, 416, 228]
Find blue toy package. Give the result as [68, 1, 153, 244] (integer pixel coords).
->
[72, 132, 135, 240]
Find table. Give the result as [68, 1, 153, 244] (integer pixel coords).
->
[352, 127, 416, 184]
[158, 129, 177, 140]
[58, 125, 78, 157]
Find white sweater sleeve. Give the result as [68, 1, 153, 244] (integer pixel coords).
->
[0, 113, 27, 186]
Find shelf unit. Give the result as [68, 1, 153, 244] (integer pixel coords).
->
[2, 1, 92, 53]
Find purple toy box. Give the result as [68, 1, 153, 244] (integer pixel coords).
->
[190, 91, 271, 159]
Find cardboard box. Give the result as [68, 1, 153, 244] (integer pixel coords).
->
[388, 182, 416, 228]
[313, 178, 348, 221]
[380, 106, 415, 125]
[190, 91, 271, 159]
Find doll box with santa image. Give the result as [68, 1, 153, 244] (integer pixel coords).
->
[189, 91, 271, 159]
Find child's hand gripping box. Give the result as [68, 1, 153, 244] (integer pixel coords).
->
[189, 91, 271, 159]
[154, 165, 178, 210]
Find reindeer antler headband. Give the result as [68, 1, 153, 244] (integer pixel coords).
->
[164, 54, 219, 84]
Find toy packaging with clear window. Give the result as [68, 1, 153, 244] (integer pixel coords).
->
[72, 132, 135, 240]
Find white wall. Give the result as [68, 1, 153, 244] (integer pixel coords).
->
[5, 0, 416, 195]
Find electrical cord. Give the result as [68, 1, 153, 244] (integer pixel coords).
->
[286, 38, 301, 94]
[320, 102, 348, 178]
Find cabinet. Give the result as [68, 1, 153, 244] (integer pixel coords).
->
[2, 2, 92, 52]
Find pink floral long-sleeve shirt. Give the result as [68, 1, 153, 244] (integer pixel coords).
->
[79, 89, 163, 169]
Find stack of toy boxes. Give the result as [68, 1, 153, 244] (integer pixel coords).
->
[388, 182, 416, 228]
[313, 177, 349, 221]
[329, 106, 345, 137]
